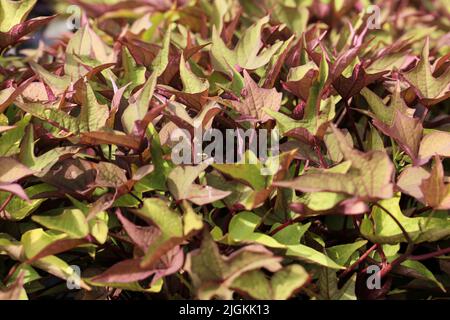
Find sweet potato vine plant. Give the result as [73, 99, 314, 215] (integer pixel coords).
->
[0, 0, 449, 300]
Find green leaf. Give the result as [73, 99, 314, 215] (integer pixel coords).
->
[271, 222, 311, 246]
[228, 211, 285, 248]
[15, 100, 80, 134]
[179, 54, 209, 94]
[210, 0, 228, 32]
[210, 16, 284, 74]
[6, 263, 40, 287]
[32, 209, 90, 239]
[210, 25, 237, 75]
[134, 128, 172, 191]
[0, 183, 54, 220]
[286, 244, 345, 270]
[300, 191, 348, 212]
[0, 0, 36, 32]
[21, 228, 65, 259]
[151, 24, 172, 76]
[134, 198, 203, 267]
[265, 95, 338, 137]
[360, 87, 394, 125]
[88, 211, 109, 244]
[326, 240, 368, 266]
[29, 62, 71, 94]
[272, 4, 309, 35]
[182, 201, 204, 235]
[404, 38, 450, 105]
[375, 108, 423, 163]
[400, 259, 445, 292]
[226, 211, 343, 269]
[121, 47, 146, 94]
[324, 128, 354, 163]
[364, 85, 423, 162]
[18, 230, 87, 287]
[0, 114, 30, 156]
[213, 151, 267, 190]
[122, 73, 157, 134]
[231, 265, 309, 300]
[304, 52, 328, 122]
[318, 267, 356, 300]
[167, 161, 230, 205]
[360, 195, 450, 244]
[185, 233, 283, 299]
[16, 82, 108, 134]
[95, 161, 128, 188]
[232, 70, 282, 122]
[78, 82, 109, 132]
[20, 125, 79, 175]
[275, 125, 394, 201]
[64, 25, 112, 80]
[86, 277, 162, 293]
[235, 16, 283, 70]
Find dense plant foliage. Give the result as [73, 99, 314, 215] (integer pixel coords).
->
[0, 0, 449, 300]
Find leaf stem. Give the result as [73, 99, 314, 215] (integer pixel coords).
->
[372, 203, 414, 278]
[314, 141, 328, 168]
[424, 116, 450, 128]
[412, 206, 432, 216]
[344, 100, 365, 151]
[268, 216, 303, 236]
[176, 273, 194, 294]
[409, 247, 450, 261]
[0, 193, 14, 214]
[339, 243, 378, 279]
